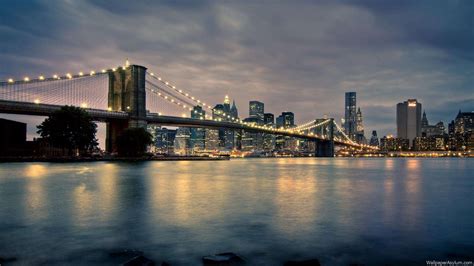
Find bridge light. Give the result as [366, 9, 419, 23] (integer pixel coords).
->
[182, 113, 186, 118]
[122, 66, 126, 70]
[158, 77, 161, 80]
[126, 106, 130, 110]
[81, 103, 88, 108]
[185, 93, 189, 96]
[158, 92, 161, 96]
[39, 76, 45, 80]
[53, 74, 59, 79]
[197, 100, 201, 103]
[150, 72, 155, 76]
[90, 71, 95, 75]
[183, 105, 187, 108]
[179, 90, 182, 93]
[24, 77, 30, 82]
[191, 96, 195, 100]
[165, 82, 169, 85]
[164, 96, 168, 99]
[188, 108, 192, 111]
[172, 86, 176, 89]
[66, 73, 72, 79]
[102, 69, 106, 73]
[107, 107, 112, 111]
[112, 68, 116, 71]
[79, 72, 84, 76]
[170, 99, 174, 102]
[7, 78, 14, 83]
[34, 99, 40, 104]
[158, 112, 162, 116]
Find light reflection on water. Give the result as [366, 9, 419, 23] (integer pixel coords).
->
[0, 158, 473, 265]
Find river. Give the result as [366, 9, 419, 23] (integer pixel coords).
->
[0, 158, 472, 265]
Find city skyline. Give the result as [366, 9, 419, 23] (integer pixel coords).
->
[1, 1, 473, 140]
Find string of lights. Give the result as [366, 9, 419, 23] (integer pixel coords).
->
[0, 61, 378, 149]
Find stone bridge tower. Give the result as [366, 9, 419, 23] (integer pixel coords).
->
[105, 64, 148, 152]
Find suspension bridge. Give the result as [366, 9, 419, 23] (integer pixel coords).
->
[0, 62, 377, 156]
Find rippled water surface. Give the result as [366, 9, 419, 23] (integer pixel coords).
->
[0, 158, 473, 265]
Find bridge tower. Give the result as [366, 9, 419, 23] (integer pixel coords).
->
[316, 118, 335, 157]
[106, 65, 148, 153]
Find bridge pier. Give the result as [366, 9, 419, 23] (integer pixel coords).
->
[316, 140, 334, 157]
[106, 64, 148, 153]
[315, 118, 334, 157]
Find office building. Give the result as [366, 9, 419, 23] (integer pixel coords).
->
[276, 112, 295, 128]
[190, 105, 206, 151]
[344, 92, 357, 140]
[264, 113, 274, 125]
[397, 99, 422, 146]
[355, 107, 366, 143]
[249, 101, 264, 123]
[152, 127, 176, 154]
[174, 127, 191, 155]
[369, 130, 379, 147]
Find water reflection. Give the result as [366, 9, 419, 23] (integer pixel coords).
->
[0, 159, 472, 265]
[403, 159, 422, 230]
[96, 163, 119, 221]
[73, 182, 94, 227]
[24, 164, 47, 179]
[274, 172, 318, 238]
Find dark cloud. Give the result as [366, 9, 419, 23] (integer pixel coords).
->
[0, 0, 472, 140]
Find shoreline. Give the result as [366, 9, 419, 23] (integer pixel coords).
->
[0, 156, 230, 163]
[0, 155, 471, 162]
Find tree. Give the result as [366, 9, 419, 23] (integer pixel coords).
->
[116, 127, 153, 157]
[37, 106, 98, 156]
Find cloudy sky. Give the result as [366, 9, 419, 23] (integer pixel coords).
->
[1, 0, 473, 143]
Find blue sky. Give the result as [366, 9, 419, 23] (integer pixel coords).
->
[1, 0, 473, 143]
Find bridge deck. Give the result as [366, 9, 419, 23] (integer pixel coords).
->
[0, 100, 358, 146]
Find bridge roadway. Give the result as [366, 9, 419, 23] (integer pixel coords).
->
[0, 100, 349, 145]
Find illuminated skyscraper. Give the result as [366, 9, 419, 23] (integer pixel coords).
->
[356, 107, 366, 143]
[190, 105, 206, 151]
[397, 99, 422, 146]
[344, 92, 357, 140]
[231, 100, 239, 119]
[369, 130, 379, 147]
[249, 101, 264, 124]
[276, 112, 294, 128]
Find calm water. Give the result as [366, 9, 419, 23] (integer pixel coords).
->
[0, 158, 473, 265]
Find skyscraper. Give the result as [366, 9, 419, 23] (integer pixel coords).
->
[397, 99, 422, 146]
[344, 92, 357, 140]
[356, 107, 366, 143]
[263, 113, 275, 152]
[190, 105, 206, 151]
[213, 96, 238, 150]
[276, 112, 294, 128]
[421, 111, 429, 129]
[369, 130, 379, 147]
[152, 127, 176, 154]
[249, 101, 264, 124]
[264, 113, 274, 125]
[230, 100, 239, 119]
[174, 127, 191, 155]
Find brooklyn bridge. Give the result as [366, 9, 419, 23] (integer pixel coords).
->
[0, 62, 377, 157]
